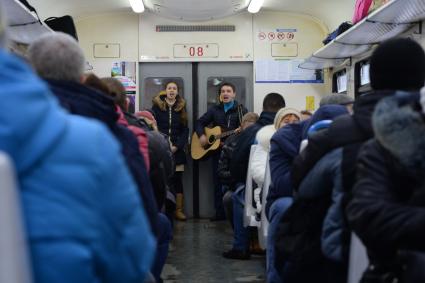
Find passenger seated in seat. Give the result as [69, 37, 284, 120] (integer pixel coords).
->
[278, 38, 425, 283]
[250, 108, 300, 221]
[266, 104, 348, 283]
[222, 93, 286, 260]
[101, 77, 174, 283]
[346, 38, 425, 283]
[0, 15, 155, 283]
[27, 33, 159, 239]
[218, 112, 259, 228]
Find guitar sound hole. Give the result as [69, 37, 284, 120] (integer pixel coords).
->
[208, 136, 216, 144]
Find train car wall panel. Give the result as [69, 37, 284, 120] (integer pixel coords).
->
[93, 43, 120, 58]
[252, 11, 331, 112]
[76, 13, 139, 75]
[138, 12, 253, 62]
[75, 13, 140, 109]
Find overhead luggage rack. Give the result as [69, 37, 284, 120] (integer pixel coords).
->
[298, 56, 346, 70]
[300, 0, 425, 70]
[5, 0, 52, 44]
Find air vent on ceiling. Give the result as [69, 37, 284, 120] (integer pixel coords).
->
[156, 25, 235, 32]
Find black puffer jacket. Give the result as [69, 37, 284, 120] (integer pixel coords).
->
[217, 133, 240, 188]
[230, 111, 275, 184]
[347, 93, 425, 281]
[195, 100, 247, 138]
[152, 93, 189, 165]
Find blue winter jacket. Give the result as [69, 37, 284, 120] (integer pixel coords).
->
[266, 105, 348, 216]
[0, 51, 155, 283]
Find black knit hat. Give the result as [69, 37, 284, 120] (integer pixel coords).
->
[370, 38, 425, 91]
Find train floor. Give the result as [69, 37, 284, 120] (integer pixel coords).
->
[162, 219, 266, 283]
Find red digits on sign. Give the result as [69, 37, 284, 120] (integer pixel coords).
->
[189, 47, 195, 56]
[197, 47, 203, 56]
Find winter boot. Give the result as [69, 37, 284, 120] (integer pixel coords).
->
[175, 193, 187, 221]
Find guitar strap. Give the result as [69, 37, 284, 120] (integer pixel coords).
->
[237, 104, 243, 126]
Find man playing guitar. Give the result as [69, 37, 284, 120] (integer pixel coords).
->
[195, 82, 247, 221]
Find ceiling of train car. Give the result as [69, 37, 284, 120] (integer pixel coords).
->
[144, 0, 251, 21]
[29, 0, 354, 29]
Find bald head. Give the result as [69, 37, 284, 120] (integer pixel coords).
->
[28, 32, 85, 82]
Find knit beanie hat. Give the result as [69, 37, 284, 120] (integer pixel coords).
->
[274, 107, 301, 129]
[370, 38, 425, 91]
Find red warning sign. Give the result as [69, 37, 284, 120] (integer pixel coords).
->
[268, 32, 276, 40]
[277, 32, 285, 40]
[287, 32, 295, 40]
[258, 32, 266, 40]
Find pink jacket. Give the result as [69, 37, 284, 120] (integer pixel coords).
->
[352, 0, 373, 24]
[116, 107, 150, 171]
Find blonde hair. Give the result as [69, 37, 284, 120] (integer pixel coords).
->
[242, 112, 259, 124]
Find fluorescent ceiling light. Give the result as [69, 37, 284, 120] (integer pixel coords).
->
[129, 0, 145, 13]
[248, 0, 264, 13]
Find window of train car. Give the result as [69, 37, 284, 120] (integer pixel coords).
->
[355, 60, 371, 98]
[143, 77, 184, 108]
[332, 70, 348, 94]
[206, 77, 246, 108]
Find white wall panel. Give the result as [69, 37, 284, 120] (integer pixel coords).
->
[138, 12, 253, 62]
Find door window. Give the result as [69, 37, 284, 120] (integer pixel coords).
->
[206, 77, 246, 109]
[143, 77, 184, 109]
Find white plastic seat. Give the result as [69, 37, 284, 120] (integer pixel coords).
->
[0, 152, 33, 283]
[347, 232, 369, 283]
[258, 155, 271, 249]
[243, 145, 261, 228]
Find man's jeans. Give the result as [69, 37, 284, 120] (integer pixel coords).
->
[231, 184, 249, 251]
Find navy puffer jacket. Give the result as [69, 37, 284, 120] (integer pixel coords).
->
[152, 93, 189, 165]
[47, 79, 159, 236]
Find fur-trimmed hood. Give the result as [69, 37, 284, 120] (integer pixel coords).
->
[152, 92, 186, 112]
[372, 92, 425, 171]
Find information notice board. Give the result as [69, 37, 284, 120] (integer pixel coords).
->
[255, 59, 323, 84]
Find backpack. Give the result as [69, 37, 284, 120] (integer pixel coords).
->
[44, 16, 79, 41]
[322, 22, 353, 45]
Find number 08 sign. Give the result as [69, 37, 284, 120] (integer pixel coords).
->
[173, 43, 219, 58]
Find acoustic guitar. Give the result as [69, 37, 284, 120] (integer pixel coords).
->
[191, 126, 240, 160]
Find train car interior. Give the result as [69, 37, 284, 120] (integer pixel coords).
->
[2, 0, 425, 282]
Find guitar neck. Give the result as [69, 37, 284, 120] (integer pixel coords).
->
[216, 129, 237, 139]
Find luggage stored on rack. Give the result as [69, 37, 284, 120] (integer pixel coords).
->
[44, 16, 78, 41]
[322, 22, 353, 45]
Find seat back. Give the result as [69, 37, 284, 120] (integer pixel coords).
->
[0, 152, 33, 283]
[243, 145, 261, 227]
[258, 155, 271, 249]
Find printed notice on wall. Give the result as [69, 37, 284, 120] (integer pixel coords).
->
[111, 61, 137, 113]
[255, 59, 324, 84]
[306, 96, 315, 111]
